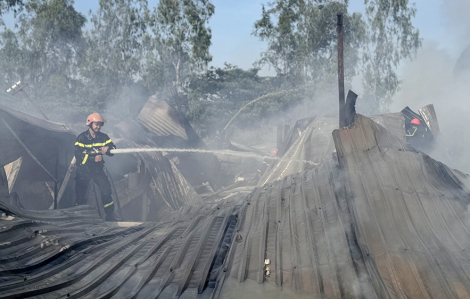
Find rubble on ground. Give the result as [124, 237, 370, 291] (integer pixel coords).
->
[3, 102, 470, 298]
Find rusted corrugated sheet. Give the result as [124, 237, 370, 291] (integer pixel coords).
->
[2, 114, 470, 298]
[333, 114, 470, 298]
[119, 101, 224, 192]
[138, 96, 188, 140]
[226, 158, 374, 298]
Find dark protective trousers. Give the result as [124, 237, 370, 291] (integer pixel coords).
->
[75, 165, 114, 216]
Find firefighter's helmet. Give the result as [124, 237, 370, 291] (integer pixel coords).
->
[411, 118, 421, 125]
[86, 113, 105, 126]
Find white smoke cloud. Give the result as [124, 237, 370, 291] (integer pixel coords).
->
[390, 41, 470, 172]
[441, 0, 470, 44]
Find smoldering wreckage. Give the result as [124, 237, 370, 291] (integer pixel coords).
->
[2, 83, 470, 299]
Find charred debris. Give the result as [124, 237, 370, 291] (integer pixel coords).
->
[1, 92, 465, 298]
[0, 93, 439, 223]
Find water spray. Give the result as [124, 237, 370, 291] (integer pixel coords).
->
[106, 147, 318, 166]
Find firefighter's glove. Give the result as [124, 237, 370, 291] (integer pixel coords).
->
[101, 146, 109, 155]
[95, 155, 103, 162]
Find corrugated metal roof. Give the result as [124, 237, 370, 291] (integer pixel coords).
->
[138, 96, 188, 140]
[333, 114, 470, 298]
[259, 116, 337, 186]
[370, 112, 406, 141]
[0, 194, 243, 299]
[0, 105, 76, 135]
[127, 96, 224, 192]
[2, 113, 469, 298]
[419, 104, 440, 135]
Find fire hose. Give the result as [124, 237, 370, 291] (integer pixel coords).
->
[55, 147, 317, 209]
[83, 147, 318, 166]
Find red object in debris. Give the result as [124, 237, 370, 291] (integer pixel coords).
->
[411, 118, 421, 125]
[270, 148, 278, 157]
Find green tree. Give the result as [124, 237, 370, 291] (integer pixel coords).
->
[362, 0, 421, 113]
[143, 0, 214, 101]
[0, 0, 86, 118]
[253, 0, 366, 91]
[79, 0, 150, 121]
[186, 64, 299, 137]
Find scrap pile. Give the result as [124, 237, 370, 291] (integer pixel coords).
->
[2, 102, 470, 298]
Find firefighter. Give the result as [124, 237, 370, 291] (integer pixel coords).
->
[74, 113, 118, 221]
[406, 118, 421, 137]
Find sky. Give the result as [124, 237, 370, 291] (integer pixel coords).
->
[2, 0, 463, 76]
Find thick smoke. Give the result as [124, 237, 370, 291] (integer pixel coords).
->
[392, 42, 470, 172]
[389, 0, 470, 174]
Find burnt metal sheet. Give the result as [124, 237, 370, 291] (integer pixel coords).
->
[113, 120, 201, 214]
[259, 116, 337, 186]
[112, 140, 201, 220]
[370, 112, 406, 142]
[121, 97, 224, 192]
[2, 114, 470, 298]
[0, 109, 76, 167]
[138, 96, 188, 140]
[419, 104, 440, 135]
[0, 105, 76, 135]
[225, 158, 375, 298]
[0, 194, 243, 299]
[333, 114, 470, 299]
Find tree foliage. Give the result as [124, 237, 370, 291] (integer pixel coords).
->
[362, 0, 421, 113]
[0, 0, 85, 116]
[0, 0, 421, 134]
[252, 0, 420, 114]
[143, 0, 214, 95]
[79, 0, 149, 120]
[253, 0, 366, 89]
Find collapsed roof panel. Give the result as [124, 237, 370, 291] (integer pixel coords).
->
[0, 105, 77, 135]
[259, 116, 337, 186]
[138, 96, 188, 140]
[419, 104, 440, 135]
[333, 114, 470, 298]
[370, 112, 406, 141]
[1, 113, 469, 298]
[0, 193, 244, 299]
[0, 106, 76, 167]
[117, 96, 224, 192]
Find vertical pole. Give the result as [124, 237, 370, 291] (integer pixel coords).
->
[54, 148, 59, 209]
[337, 13, 345, 128]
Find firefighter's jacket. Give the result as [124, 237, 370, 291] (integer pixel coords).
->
[75, 130, 116, 167]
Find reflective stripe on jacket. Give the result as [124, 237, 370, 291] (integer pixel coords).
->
[75, 130, 116, 166]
